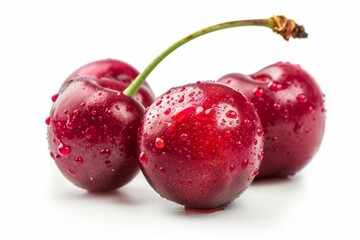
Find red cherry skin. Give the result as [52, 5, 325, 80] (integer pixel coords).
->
[217, 62, 325, 179]
[138, 82, 263, 209]
[47, 76, 144, 192]
[63, 59, 155, 108]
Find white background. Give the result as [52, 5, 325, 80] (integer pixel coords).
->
[1, 0, 359, 239]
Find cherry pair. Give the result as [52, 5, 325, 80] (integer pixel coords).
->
[46, 15, 325, 210]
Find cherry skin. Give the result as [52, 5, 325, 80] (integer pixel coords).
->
[47, 76, 144, 192]
[217, 62, 325, 179]
[138, 82, 264, 210]
[62, 59, 155, 108]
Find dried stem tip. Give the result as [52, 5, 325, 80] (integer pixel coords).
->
[272, 15, 308, 40]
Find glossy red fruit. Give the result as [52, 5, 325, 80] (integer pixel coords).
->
[217, 62, 325, 179]
[138, 82, 263, 210]
[47, 76, 144, 192]
[63, 59, 155, 108]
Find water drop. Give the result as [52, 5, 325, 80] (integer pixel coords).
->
[105, 160, 112, 165]
[80, 102, 86, 108]
[155, 137, 165, 149]
[178, 95, 185, 103]
[66, 116, 74, 129]
[257, 127, 263, 137]
[164, 108, 172, 115]
[171, 106, 196, 123]
[75, 156, 84, 164]
[296, 93, 307, 103]
[179, 86, 186, 92]
[91, 110, 97, 115]
[253, 139, 258, 145]
[167, 123, 175, 132]
[253, 87, 264, 97]
[271, 136, 278, 141]
[273, 103, 281, 111]
[258, 152, 264, 161]
[100, 148, 111, 157]
[73, 109, 79, 116]
[67, 168, 76, 176]
[45, 117, 51, 125]
[253, 168, 259, 176]
[51, 93, 59, 102]
[156, 100, 162, 106]
[159, 167, 166, 174]
[180, 133, 188, 141]
[229, 164, 236, 173]
[98, 91, 103, 96]
[242, 159, 249, 169]
[226, 110, 237, 119]
[58, 142, 71, 156]
[85, 126, 96, 139]
[139, 152, 148, 165]
[307, 106, 314, 113]
[244, 119, 252, 127]
[224, 130, 231, 138]
[268, 81, 283, 91]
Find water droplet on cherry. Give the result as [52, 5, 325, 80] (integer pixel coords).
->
[296, 93, 307, 103]
[225, 110, 237, 119]
[178, 95, 185, 103]
[155, 137, 165, 149]
[75, 156, 84, 164]
[171, 106, 196, 123]
[58, 142, 71, 156]
[67, 168, 76, 176]
[253, 87, 264, 97]
[273, 103, 281, 111]
[229, 164, 236, 173]
[164, 108, 172, 115]
[85, 126, 96, 139]
[156, 100, 162, 106]
[45, 117, 51, 125]
[180, 133, 188, 141]
[139, 152, 148, 166]
[51, 93, 59, 102]
[307, 106, 314, 113]
[242, 159, 249, 169]
[268, 81, 283, 91]
[244, 119, 252, 127]
[100, 148, 111, 157]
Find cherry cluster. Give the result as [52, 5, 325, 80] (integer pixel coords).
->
[46, 16, 325, 211]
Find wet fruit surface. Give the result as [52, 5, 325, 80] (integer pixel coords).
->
[138, 82, 263, 209]
[218, 62, 325, 178]
[47, 76, 144, 191]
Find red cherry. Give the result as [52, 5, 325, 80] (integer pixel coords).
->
[217, 62, 325, 179]
[62, 59, 155, 108]
[138, 82, 263, 210]
[47, 76, 144, 192]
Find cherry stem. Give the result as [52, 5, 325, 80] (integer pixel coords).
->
[123, 15, 307, 97]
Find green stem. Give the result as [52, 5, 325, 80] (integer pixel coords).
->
[123, 16, 307, 97]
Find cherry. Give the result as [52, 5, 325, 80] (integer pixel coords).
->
[47, 58, 156, 191]
[122, 16, 307, 210]
[138, 82, 263, 209]
[217, 62, 325, 179]
[47, 75, 144, 191]
[63, 58, 155, 108]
